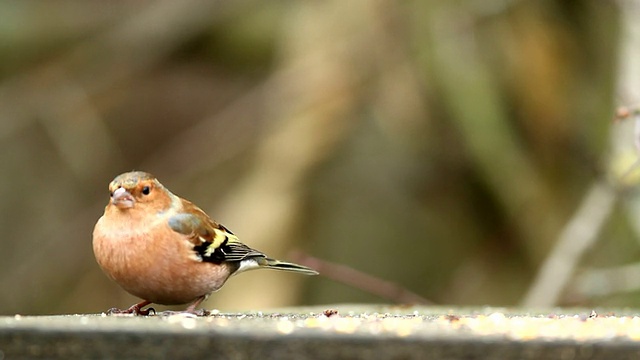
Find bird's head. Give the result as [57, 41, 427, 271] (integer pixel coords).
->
[107, 171, 170, 212]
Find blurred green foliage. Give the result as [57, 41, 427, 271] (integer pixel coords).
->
[0, 0, 629, 315]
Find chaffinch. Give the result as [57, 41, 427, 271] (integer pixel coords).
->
[92, 171, 317, 315]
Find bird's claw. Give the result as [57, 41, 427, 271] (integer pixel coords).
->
[194, 308, 210, 317]
[139, 307, 156, 316]
[106, 305, 156, 316]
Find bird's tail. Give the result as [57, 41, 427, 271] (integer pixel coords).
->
[258, 258, 319, 275]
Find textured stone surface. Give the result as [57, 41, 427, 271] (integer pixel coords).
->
[1, 305, 640, 359]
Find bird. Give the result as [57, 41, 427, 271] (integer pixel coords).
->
[92, 171, 318, 315]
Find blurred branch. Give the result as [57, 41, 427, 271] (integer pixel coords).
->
[613, 109, 640, 181]
[292, 251, 433, 305]
[553, 108, 640, 304]
[521, 181, 617, 306]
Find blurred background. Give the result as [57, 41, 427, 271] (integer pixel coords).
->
[1, 0, 638, 315]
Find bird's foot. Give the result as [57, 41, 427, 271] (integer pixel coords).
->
[192, 308, 211, 317]
[106, 300, 154, 316]
[107, 306, 155, 316]
[183, 295, 209, 316]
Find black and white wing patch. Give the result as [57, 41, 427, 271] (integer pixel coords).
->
[194, 238, 265, 264]
[167, 212, 266, 264]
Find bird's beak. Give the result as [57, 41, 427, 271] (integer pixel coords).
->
[111, 187, 134, 209]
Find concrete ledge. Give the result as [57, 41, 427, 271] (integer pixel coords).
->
[1, 306, 640, 359]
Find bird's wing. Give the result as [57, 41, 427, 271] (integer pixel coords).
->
[167, 200, 265, 264]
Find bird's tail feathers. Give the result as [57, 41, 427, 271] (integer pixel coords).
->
[257, 258, 319, 275]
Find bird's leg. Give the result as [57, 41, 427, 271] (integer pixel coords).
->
[157, 296, 209, 317]
[107, 300, 155, 316]
[185, 295, 209, 316]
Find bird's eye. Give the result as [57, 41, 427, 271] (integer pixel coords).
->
[142, 186, 151, 195]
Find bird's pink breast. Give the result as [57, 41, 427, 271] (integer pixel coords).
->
[92, 214, 232, 305]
